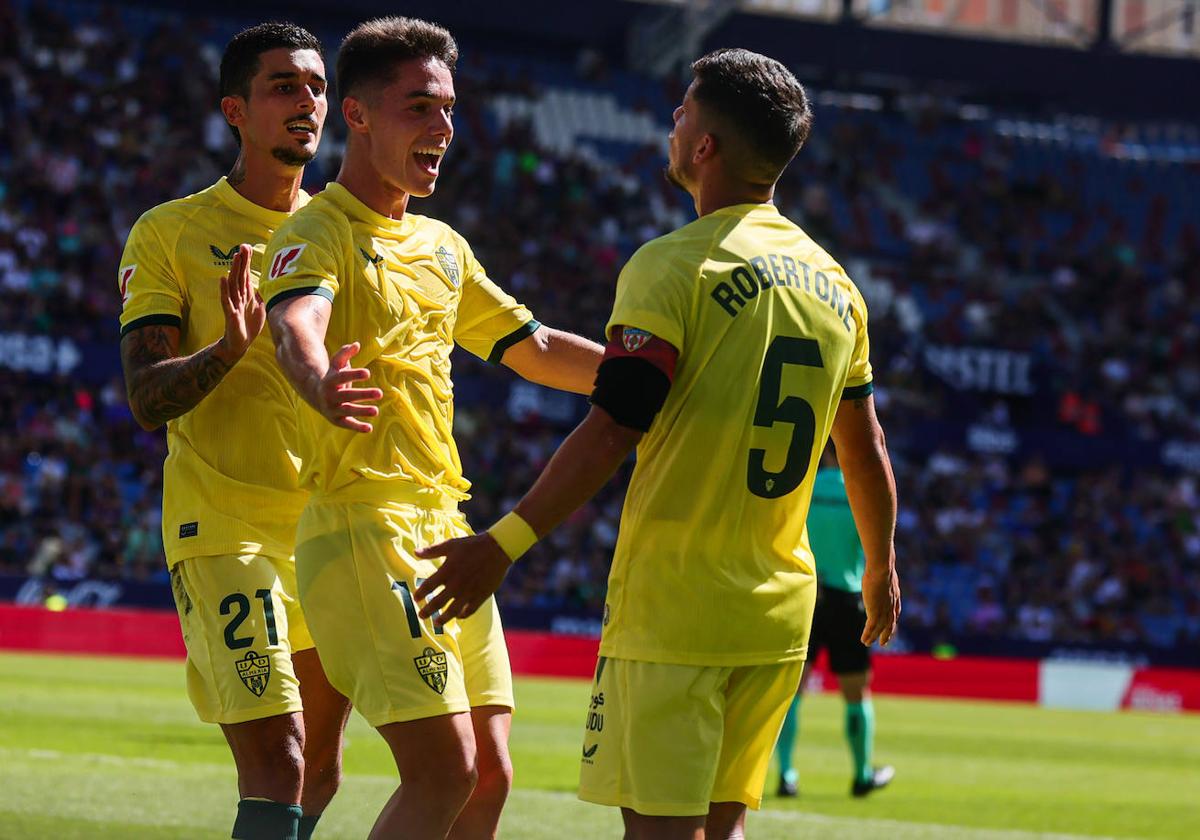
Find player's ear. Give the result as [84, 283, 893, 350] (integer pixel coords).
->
[694, 132, 717, 165]
[221, 95, 246, 133]
[342, 96, 369, 134]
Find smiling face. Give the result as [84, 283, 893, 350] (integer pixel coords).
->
[347, 57, 454, 198]
[224, 47, 328, 167]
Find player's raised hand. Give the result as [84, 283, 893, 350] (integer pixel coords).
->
[318, 341, 383, 433]
[218, 243, 265, 360]
[860, 566, 901, 648]
[413, 534, 513, 626]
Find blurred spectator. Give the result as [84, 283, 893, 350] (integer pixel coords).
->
[0, 1, 1197, 657]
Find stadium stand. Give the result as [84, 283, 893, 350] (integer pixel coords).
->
[1, 0, 1198, 662]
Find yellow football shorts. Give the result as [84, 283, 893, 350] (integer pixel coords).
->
[170, 553, 313, 725]
[578, 656, 804, 815]
[294, 484, 514, 728]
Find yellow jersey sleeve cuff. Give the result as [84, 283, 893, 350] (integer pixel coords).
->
[487, 511, 538, 562]
[119, 312, 182, 338]
[842, 381, 874, 400]
[487, 319, 541, 365]
[265, 285, 335, 312]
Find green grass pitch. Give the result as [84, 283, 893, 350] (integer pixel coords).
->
[1, 651, 1197, 839]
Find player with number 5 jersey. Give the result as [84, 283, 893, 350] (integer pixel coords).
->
[416, 47, 901, 839]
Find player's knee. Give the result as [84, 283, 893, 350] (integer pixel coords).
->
[302, 752, 342, 812]
[229, 720, 305, 794]
[414, 750, 478, 808]
[434, 762, 479, 812]
[305, 733, 343, 786]
[474, 750, 513, 804]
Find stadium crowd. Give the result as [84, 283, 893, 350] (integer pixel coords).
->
[2, 1, 1198, 653]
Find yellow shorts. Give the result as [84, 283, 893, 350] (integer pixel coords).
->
[294, 484, 514, 728]
[578, 656, 804, 816]
[170, 553, 313, 725]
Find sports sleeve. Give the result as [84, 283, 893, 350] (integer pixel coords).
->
[604, 242, 692, 353]
[118, 213, 184, 338]
[843, 282, 874, 400]
[451, 233, 540, 363]
[261, 212, 343, 311]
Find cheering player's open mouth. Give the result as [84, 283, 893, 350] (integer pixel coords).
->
[286, 118, 318, 140]
[414, 146, 445, 176]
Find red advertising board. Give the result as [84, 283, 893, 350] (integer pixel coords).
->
[0, 604, 1194, 712]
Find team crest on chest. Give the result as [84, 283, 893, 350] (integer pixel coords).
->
[622, 327, 653, 353]
[434, 246, 460, 287]
[414, 646, 448, 694]
[236, 650, 271, 697]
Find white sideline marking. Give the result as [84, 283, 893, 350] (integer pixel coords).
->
[3, 748, 1129, 840]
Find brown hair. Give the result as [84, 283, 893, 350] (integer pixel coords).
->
[336, 16, 458, 100]
[691, 48, 812, 185]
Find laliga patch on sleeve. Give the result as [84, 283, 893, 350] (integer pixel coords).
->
[603, 326, 679, 381]
[621, 327, 652, 353]
[268, 244, 307, 280]
[118, 265, 137, 303]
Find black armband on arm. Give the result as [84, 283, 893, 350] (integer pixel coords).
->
[590, 356, 672, 433]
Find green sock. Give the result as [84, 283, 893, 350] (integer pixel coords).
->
[298, 815, 320, 840]
[845, 700, 875, 785]
[775, 693, 801, 784]
[231, 799, 303, 840]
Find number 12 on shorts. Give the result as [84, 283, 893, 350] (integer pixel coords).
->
[392, 578, 444, 638]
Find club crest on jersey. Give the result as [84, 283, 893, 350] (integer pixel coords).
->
[269, 244, 307, 280]
[236, 650, 271, 697]
[434, 246, 460, 287]
[621, 327, 653, 353]
[414, 646, 448, 694]
[209, 244, 238, 266]
[118, 265, 137, 303]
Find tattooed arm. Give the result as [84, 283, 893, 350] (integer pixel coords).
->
[120, 244, 264, 430]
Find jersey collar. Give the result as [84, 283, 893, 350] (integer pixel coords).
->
[213, 177, 296, 227]
[320, 183, 417, 235]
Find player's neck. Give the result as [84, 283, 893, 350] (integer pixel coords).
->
[693, 177, 774, 218]
[226, 151, 304, 213]
[335, 151, 411, 221]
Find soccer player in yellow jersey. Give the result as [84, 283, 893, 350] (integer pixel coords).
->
[261, 17, 603, 840]
[418, 48, 902, 839]
[118, 24, 350, 840]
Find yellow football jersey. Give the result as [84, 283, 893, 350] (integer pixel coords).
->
[260, 183, 538, 499]
[117, 177, 309, 566]
[599, 202, 873, 666]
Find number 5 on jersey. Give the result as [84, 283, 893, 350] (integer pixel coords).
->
[748, 335, 823, 499]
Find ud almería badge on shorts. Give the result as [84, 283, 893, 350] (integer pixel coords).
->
[236, 650, 271, 697]
[434, 245, 460, 287]
[414, 647, 449, 694]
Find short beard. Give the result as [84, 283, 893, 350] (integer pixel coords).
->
[663, 163, 686, 191]
[272, 145, 316, 167]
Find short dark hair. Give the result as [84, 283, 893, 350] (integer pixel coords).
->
[336, 16, 458, 101]
[219, 22, 324, 144]
[690, 48, 812, 186]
